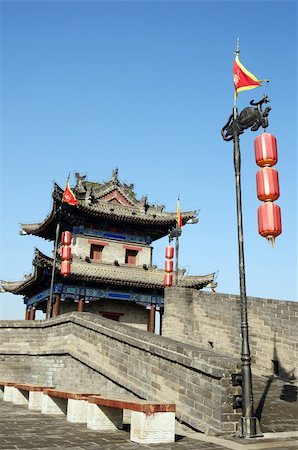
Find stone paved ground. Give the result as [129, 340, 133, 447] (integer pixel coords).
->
[1, 400, 298, 450]
[0, 400, 225, 450]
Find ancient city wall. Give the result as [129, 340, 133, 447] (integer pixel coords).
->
[163, 289, 298, 380]
[0, 353, 128, 393]
[0, 312, 241, 435]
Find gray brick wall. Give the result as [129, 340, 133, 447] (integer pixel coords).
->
[72, 236, 152, 266]
[0, 354, 127, 394]
[163, 288, 297, 379]
[60, 299, 148, 330]
[0, 313, 241, 435]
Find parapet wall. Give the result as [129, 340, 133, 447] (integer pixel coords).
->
[0, 354, 127, 394]
[163, 289, 298, 380]
[0, 312, 241, 435]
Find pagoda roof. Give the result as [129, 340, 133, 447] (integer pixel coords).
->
[0, 249, 51, 296]
[1, 249, 216, 296]
[20, 170, 198, 241]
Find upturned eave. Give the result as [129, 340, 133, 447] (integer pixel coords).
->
[1, 249, 216, 296]
[19, 182, 198, 241]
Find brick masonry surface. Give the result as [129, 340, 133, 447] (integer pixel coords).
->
[163, 289, 298, 380]
[1, 399, 298, 449]
[0, 312, 241, 435]
[59, 299, 148, 330]
[73, 235, 152, 266]
[0, 400, 229, 450]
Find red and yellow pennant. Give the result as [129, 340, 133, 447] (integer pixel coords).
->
[62, 181, 78, 206]
[233, 53, 262, 99]
[177, 197, 182, 229]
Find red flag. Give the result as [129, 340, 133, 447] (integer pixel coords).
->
[62, 181, 78, 206]
[177, 198, 182, 229]
[233, 53, 262, 99]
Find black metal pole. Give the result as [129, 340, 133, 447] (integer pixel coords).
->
[46, 209, 61, 319]
[175, 235, 179, 286]
[232, 107, 261, 438]
[168, 226, 182, 287]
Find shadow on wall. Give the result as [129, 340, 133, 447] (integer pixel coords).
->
[280, 384, 298, 403]
[255, 333, 297, 424]
[271, 333, 296, 382]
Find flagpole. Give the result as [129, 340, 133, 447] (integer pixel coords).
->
[231, 105, 260, 437]
[175, 234, 179, 286]
[45, 175, 78, 319]
[168, 196, 182, 287]
[221, 44, 271, 438]
[175, 196, 182, 286]
[221, 106, 264, 438]
[222, 103, 262, 438]
[234, 38, 240, 107]
[46, 206, 61, 319]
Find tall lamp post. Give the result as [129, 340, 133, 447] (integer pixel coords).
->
[221, 95, 271, 438]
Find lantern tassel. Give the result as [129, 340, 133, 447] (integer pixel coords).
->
[266, 236, 276, 248]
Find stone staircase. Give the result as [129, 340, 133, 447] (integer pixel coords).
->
[252, 374, 298, 433]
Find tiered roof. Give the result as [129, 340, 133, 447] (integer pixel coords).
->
[20, 170, 198, 241]
[1, 249, 216, 295]
[1, 171, 217, 299]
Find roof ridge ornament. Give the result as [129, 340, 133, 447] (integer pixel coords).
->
[74, 172, 87, 193]
[111, 167, 119, 183]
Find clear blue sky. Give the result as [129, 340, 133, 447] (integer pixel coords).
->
[0, 1, 297, 319]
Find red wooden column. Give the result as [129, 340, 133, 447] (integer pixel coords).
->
[29, 307, 36, 320]
[25, 307, 30, 320]
[52, 294, 61, 318]
[77, 299, 85, 312]
[147, 305, 155, 333]
[46, 297, 52, 319]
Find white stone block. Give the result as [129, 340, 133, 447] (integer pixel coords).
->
[67, 398, 88, 423]
[13, 388, 29, 406]
[3, 386, 17, 402]
[130, 411, 175, 444]
[28, 391, 44, 410]
[87, 403, 123, 431]
[41, 394, 67, 415]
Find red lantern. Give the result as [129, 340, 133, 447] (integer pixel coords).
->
[61, 246, 71, 260]
[258, 202, 282, 243]
[164, 259, 173, 273]
[164, 273, 173, 287]
[61, 260, 71, 277]
[165, 246, 174, 259]
[256, 168, 280, 202]
[254, 133, 278, 167]
[61, 231, 72, 246]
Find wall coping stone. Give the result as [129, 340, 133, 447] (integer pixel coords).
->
[0, 312, 240, 377]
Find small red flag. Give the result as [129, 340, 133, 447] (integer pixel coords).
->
[233, 53, 262, 99]
[62, 182, 78, 206]
[177, 198, 182, 229]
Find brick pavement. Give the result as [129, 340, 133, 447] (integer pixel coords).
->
[0, 400, 226, 450]
[1, 400, 298, 450]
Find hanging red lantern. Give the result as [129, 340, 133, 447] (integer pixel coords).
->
[165, 246, 174, 259]
[164, 259, 173, 273]
[254, 133, 278, 167]
[61, 231, 72, 246]
[164, 273, 173, 287]
[61, 260, 71, 277]
[258, 202, 282, 245]
[61, 246, 71, 260]
[256, 167, 280, 202]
